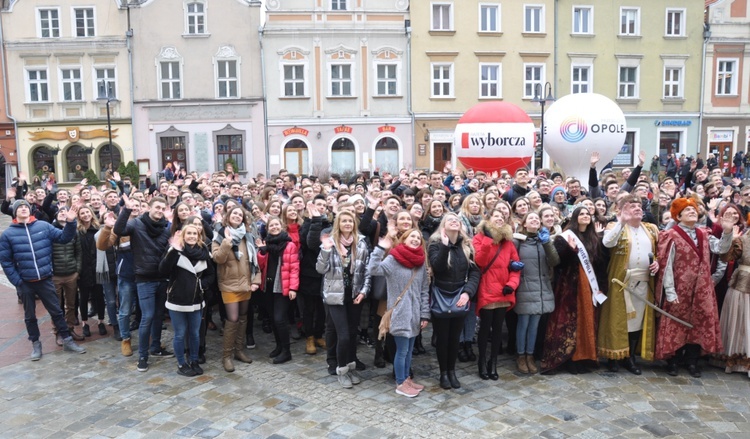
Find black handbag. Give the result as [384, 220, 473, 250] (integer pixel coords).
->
[430, 267, 470, 318]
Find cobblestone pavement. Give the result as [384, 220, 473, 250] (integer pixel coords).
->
[1, 212, 750, 437]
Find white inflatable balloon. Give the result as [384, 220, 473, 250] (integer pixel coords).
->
[543, 93, 627, 184]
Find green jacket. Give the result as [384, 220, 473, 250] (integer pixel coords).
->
[52, 220, 82, 276]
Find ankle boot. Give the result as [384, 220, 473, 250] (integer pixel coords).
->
[457, 342, 469, 362]
[517, 354, 530, 374]
[222, 320, 237, 372]
[414, 333, 426, 355]
[447, 370, 461, 388]
[234, 317, 253, 364]
[625, 331, 642, 375]
[269, 329, 282, 358]
[273, 344, 292, 364]
[478, 350, 489, 380]
[305, 336, 317, 355]
[374, 338, 386, 368]
[466, 342, 477, 361]
[488, 356, 499, 381]
[439, 371, 451, 389]
[526, 354, 538, 374]
[607, 358, 620, 372]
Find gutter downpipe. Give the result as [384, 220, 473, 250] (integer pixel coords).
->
[0, 11, 20, 179]
[259, 24, 270, 177]
[406, 21, 414, 171]
[126, 2, 136, 160]
[548, 0, 559, 170]
[698, 21, 710, 156]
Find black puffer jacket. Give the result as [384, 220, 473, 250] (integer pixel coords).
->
[52, 220, 82, 276]
[428, 236, 480, 299]
[301, 215, 331, 279]
[114, 208, 170, 282]
[78, 225, 98, 287]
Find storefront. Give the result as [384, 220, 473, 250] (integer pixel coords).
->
[703, 120, 750, 174]
[17, 122, 133, 185]
[268, 119, 412, 178]
[132, 101, 265, 177]
[613, 116, 700, 168]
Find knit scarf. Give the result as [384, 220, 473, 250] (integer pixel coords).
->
[337, 234, 354, 258]
[466, 214, 482, 227]
[94, 230, 110, 284]
[265, 231, 291, 259]
[141, 212, 167, 238]
[182, 243, 209, 263]
[227, 224, 247, 260]
[389, 243, 425, 268]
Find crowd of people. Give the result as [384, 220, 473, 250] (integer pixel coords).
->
[1, 149, 749, 399]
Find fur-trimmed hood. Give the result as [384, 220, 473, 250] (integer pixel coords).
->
[478, 220, 513, 244]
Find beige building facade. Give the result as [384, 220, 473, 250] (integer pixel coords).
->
[1, 0, 133, 183]
[129, 0, 265, 177]
[702, 0, 750, 172]
[262, 0, 411, 178]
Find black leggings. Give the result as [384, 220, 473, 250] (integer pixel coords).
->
[327, 302, 362, 367]
[297, 292, 325, 339]
[79, 284, 104, 322]
[432, 316, 465, 372]
[478, 307, 507, 362]
[269, 293, 291, 347]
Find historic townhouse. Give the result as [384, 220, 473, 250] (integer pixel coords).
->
[557, 0, 704, 168]
[1, 0, 133, 183]
[0, 9, 16, 197]
[703, 0, 750, 168]
[129, 0, 265, 177]
[262, 0, 411, 177]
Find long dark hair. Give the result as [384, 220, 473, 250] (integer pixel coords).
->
[564, 206, 602, 260]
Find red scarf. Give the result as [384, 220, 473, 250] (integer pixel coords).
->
[389, 244, 425, 268]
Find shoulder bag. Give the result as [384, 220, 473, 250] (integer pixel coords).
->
[431, 264, 471, 318]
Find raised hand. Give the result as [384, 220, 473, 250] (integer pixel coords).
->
[321, 233, 334, 250]
[6, 187, 15, 200]
[169, 235, 183, 251]
[638, 150, 646, 167]
[590, 151, 600, 168]
[595, 222, 605, 234]
[566, 234, 577, 250]
[377, 235, 392, 250]
[103, 212, 116, 228]
[122, 193, 138, 210]
[164, 206, 174, 223]
[733, 225, 742, 240]
[66, 203, 80, 222]
[213, 212, 222, 224]
[255, 237, 263, 247]
[113, 171, 121, 182]
[80, 178, 88, 187]
[721, 213, 736, 233]
[18, 172, 26, 182]
[440, 228, 449, 246]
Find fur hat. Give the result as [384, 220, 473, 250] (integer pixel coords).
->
[12, 199, 31, 216]
[670, 197, 697, 221]
[348, 194, 365, 205]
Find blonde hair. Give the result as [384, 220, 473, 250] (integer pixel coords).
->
[460, 193, 485, 218]
[430, 212, 474, 268]
[180, 224, 206, 247]
[332, 210, 360, 263]
[76, 205, 100, 233]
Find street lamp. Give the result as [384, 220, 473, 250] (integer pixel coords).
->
[531, 82, 555, 169]
[97, 80, 117, 174]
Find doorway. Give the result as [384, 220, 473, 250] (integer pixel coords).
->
[712, 143, 732, 176]
[433, 142, 452, 171]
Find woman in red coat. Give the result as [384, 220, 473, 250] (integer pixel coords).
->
[472, 208, 521, 380]
[258, 216, 300, 364]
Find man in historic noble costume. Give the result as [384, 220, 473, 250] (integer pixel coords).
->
[655, 197, 734, 377]
[599, 195, 659, 375]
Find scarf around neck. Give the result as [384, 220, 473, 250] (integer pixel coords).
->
[182, 243, 209, 262]
[265, 231, 292, 259]
[338, 233, 354, 257]
[141, 212, 167, 238]
[228, 224, 247, 260]
[390, 243, 425, 268]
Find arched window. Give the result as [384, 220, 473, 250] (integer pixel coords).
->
[284, 139, 309, 175]
[32, 146, 56, 174]
[65, 145, 90, 181]
[98, 144, 121, 177]
[375, 136, 399, 174]
[331, 137, 355, 174]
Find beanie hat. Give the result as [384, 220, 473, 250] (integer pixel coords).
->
[348, 194, 365, 205]
[670, 197, 697, 221]
[12, 199, 31, 216]
[550, 172, 563, 181]
[550, 185, 566, 199]
[212, 199, 225, 211]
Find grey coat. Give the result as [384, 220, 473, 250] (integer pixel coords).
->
[513, 233, 559, 315]
[368, 247, 430, 339]
[316, 235, 371, 305]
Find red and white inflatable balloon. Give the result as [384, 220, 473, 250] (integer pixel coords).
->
[453, 102, 536, 173]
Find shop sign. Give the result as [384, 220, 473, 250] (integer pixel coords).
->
[378, 125, 396, 133]
[709, 130, 733, 142]
[282, 127, 309, 137]
[654, 120, 691, 126]
[334, 125, 353, 134]
[29, 127, 118, 142]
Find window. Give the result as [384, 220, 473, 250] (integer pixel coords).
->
[524, 64, 544, 99]
[573, 6, 593, 34]
[95, 68, 116, 99]
[479, 64, 502, 98]
[27, 69, 49, 102]
[186, 2, 206, 35]
[479, 4, 500, 32]
[65, 145, 90, 180]
[73, 8, 95, 37]
[571, 66, 590, 94]
[284, 139, 309, 175]
[665, 9, 685, 37]
[99, 145, 121, 172]
[431, 64, 453, 98]
[61, 68, 83, 101]
[618, 66, 638, 98]
[431, 3, 453, 31]
[330, 64, 352, 96]
[620, 7, 639, 35]
[331, 138, 355, 174]
[283, 65, 305, 97]
[524, 5, 544, 33]
[38, 9, 60, 38]
[217, 134, 244, 170]
[160, 61, 181, 99]
[375, 137, 399, 174]
[663, 67, 682, 99]
[716, 59, 737, 96]
[376, 64, 397, 96]
[217, 60, 238, 98]
[331, 0, 347, 10]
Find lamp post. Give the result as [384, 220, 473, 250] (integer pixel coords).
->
[97, 80, 116, 174]
[531, 82, 555, 169]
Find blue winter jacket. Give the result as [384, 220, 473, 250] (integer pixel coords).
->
[0, 218, 77, 286]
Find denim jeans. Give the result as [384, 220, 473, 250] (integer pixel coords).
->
[516, 313, 542, 355]
[19, 278, 70, 341]
[117, 277, 136, 340]
[169, 309, 201, 366]
[459, 302, 477, 343]
[102, 279, 118, 328]
[136, 281, 167, 358]
[393, 336, 416, 385]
